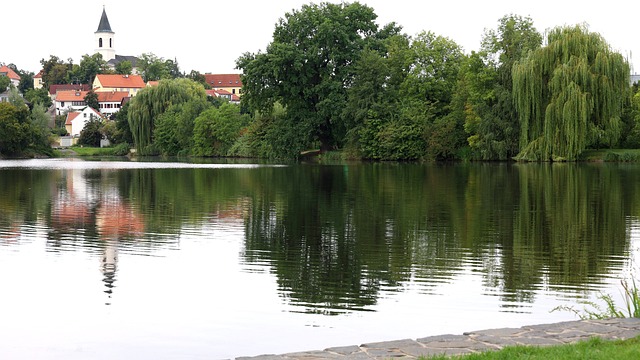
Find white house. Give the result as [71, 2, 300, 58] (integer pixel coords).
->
[55, 90, 88, 115]
[97, 91, 128, 117]
[65, 107, 103, 137]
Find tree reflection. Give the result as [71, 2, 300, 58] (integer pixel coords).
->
[0, 162, 636, 313]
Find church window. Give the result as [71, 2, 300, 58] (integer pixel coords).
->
[110, 39, 112, 48]
[99, 38, 103, 48]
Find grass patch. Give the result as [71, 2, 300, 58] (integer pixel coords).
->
[423, 336, 640, 360]
[581, 149, 640, 162]
[67, 144, 130, 156]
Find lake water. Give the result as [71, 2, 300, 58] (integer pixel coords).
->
[0, 159, 638, 359]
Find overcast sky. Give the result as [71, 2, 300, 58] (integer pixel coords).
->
[3, 0, 639, 75]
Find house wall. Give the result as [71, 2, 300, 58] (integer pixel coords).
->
[98, 102, 122, 116]
[56, 100, 86, 115]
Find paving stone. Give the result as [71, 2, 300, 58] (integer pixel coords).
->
[362, 347, 413, 359]
[416, 334, 468, 344]
[470, 334, 519, 347]
[282, 350, 344, 359]
[466, 327, 524, 337]
[513, 337, 563, 346]
[361, 339, 420, 349]
[323, 345, 362, 355]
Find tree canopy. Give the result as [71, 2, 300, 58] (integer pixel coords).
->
[513, 25, 630, 160]
[237, 2, 394, 154]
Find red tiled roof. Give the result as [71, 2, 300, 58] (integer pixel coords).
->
[34, 70, 44, 79]
[65, 112, 81, 125]
[0, 66, 20, 80]
[147, 81, 159, 87]
[96, 74, 146, 89]
[231, 94, 240, 102]
[204, 73, 242, 87]
[56, 90, 88, 102]
[97, 91, 129, 103]
[215, 89, 232, 95]
[49, 84, 90, 95]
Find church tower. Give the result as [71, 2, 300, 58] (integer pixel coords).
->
[95, 6, 116, 62]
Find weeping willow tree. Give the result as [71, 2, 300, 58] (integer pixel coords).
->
[128, 78, 206, 153]
[513, 25, 630, 161]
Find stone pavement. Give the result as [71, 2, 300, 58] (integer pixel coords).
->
[235, 318, 640, 359]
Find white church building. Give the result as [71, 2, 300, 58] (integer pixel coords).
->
[95, 7, 139, 71]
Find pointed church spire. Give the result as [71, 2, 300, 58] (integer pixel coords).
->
[97, 6, 113, 33]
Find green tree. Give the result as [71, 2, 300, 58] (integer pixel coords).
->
[462, 15, 542, 160]
[16, 69, 34, 94]
[0, 75, 9, 93]
[0, 102, 31, 155]
[513, 25, 630, 161]
[153, 98, 210, 155]
[24, 87, 52, 108]
[128, 78, 206, 153]
[193, 102, 248, 156]
[114, 102, 133, 144]
[115, 60, 133, 75]
[187, 70, 209, 89]
[237, 2, 389, 155]
[137, 53, 171, 82]
[84, 90, 100, 111]
[78, 117, 103, 147]
[40, 55, 71, 88]
[72, 53, 107, 84]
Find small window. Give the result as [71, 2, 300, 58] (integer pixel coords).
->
[84, 113, 87, 118]
[232, 89, 236, 94]
[99, 38, 103, 48]
[109, 39, 112, 48]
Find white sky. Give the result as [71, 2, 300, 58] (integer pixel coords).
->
[3, 0, 639, 75]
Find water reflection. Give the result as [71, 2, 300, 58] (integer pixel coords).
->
[0, 161, 636, 316]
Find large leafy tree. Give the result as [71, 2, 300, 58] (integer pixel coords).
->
[513, 25, 630, 161]
[128, 78, 206, 153]
[40, 55, 71, 88]
[462, 14, 542, 160]
[68, 53, 107, 84]
[84, 90, 99, 111]
[137, 53, 181, 82]
[237, 2, 387, 154]
[115, 60, 133, 75]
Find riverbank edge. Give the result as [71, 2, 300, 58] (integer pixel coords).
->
[233, 318, 640, 360]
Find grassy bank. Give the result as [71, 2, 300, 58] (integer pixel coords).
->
[57, 144, 130, 157]
[580, 149, 640, 162]
[425, 335, 640, 359]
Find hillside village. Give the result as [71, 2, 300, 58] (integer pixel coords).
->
[0, 7, 241, 144]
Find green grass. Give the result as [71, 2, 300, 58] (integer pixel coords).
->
[64, 144, 130, 156]
[423, 336, 640, 360]
[581, 149, 640, 162]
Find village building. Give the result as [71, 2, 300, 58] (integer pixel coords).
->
[65, 107, 103, 137]
[95, 6, 139, 72]
[49, 84, 91, 101]
[204, 74, 243, 96]
[0, 65, 21, 88]
[93, 74, 146, 96]
[96, 91, 129, 117]
[33, 70, 44, 89]
[55, 90, 89, 115]
[206, 89, 240, 104]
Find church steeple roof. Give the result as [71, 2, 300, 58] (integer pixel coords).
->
[96, 6, 113, 33]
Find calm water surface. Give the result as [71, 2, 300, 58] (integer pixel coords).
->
[0, 159, 638, 359]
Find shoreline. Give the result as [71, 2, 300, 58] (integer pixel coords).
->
[234, 318, 640, 360]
